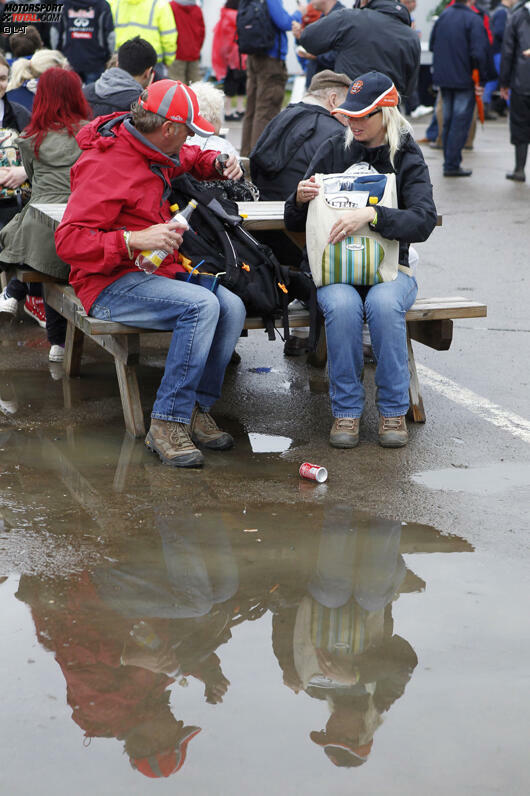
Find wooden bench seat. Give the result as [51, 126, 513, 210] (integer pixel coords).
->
[34, 273, 487, 438]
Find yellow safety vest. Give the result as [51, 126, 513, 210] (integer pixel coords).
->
[110, 0, 177, 66]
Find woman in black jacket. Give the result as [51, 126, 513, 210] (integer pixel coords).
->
[285, 71, 437, 449]
[0, 53, 31, 229]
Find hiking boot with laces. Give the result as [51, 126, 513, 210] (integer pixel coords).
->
[378, 415, 408, 448]
[0, 288, 18, 317]
[145, 419, 204, 467]
[191, 406, 234, 450]
[329, 417, 360, 448]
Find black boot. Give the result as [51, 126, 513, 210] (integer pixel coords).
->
[506, 144, 527, 182]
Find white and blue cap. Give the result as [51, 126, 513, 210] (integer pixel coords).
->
[138, 79, 215, 136]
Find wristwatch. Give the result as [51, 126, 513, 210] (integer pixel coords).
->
[123, 230, 133, 259]
[369, 210, 378, 229]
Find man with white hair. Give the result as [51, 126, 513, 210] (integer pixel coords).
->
[249, 70, 351, 200]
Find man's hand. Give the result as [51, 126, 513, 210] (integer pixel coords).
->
[500, 86, 510, 101]
[523, 49, 530, 58]
[328, 208, 376, 244]
[474, 84, 484, 98]
[129, 221, 185, 253]
[0, 165, 27, 189]
[292, 20, 302, 39]
[222, 153, 243, 181]
[296, 46, 316, 60]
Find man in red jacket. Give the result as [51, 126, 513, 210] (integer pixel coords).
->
[55, 80, 245, 469]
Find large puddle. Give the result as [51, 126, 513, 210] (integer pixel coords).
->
[1, 426, 529, 794]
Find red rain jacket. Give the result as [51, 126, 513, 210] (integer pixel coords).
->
[211, 7, 246, 81]
[170, 2, 205, 61]
[55, 112, 220, 313]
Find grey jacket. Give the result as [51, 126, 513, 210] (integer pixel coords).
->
[83, 67, 144, 117]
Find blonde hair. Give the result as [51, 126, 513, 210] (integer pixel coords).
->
[344, 104, 413, 168]
[7, 49, 69, 91]
[189, 81, 224, 134]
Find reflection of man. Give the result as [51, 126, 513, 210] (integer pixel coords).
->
[298, 0, 420, 99]
[55, 79, 245, 468]
[15, 514, 238, 778]
[271, 506, 418, 766]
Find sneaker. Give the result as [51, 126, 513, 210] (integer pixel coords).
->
[329, 417, 360, 448]
[191, 407, 234, 450]
[145, 419, 204, 467]
[49, 344, 65, 362]
[24, 296, 46, 328]
[0, 288, 18, 317]
[378, 415, 408, 448]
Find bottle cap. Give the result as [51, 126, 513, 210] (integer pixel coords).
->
[170, 202, 180, 212]
[369, 196, 379, 205]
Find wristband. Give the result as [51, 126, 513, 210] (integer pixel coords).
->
[370, 210, 378, 228]
[123, 230, 133, 259]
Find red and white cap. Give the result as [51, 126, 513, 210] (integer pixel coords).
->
[138, 80, 215, 136]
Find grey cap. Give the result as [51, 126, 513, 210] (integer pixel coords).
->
[308, 70, 352, 93]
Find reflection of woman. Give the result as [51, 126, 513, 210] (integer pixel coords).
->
[0, 68, 91, 361]
[285, 71, 437, 449]
[272, 506, 417, 768]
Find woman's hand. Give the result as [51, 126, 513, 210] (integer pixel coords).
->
[328, 207, 376, 244]
[0, 165, 27, 189]
[129, 221, 184, 253]
[296, 175, 319, 205]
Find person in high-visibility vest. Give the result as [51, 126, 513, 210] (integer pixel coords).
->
[109, 0, 177, 74]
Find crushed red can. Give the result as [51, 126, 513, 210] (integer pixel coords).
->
[299, 462, 328, 483]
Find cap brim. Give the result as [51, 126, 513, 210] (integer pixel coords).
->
[332, 84, 399, 118]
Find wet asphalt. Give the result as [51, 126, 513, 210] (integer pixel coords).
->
[0, 113, 529, 795]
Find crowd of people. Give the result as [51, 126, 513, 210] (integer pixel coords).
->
[0, 0, 528, 464]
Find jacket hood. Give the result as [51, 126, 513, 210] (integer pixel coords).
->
[93, 67, 142, 99]
[75, 112, 181, 168]
[368, 0, 412, 26]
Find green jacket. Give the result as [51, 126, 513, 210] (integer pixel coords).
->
[109, 0, 177, 66]
[0, 128, 85, 279]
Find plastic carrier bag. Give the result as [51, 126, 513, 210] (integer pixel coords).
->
[0, 128, 31, 203]
[306, 163, 399, 288]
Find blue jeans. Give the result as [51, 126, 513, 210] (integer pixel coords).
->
[441, 87, 476, 171]
[317, 272, 418, 418]
[90, 272, 246, 423]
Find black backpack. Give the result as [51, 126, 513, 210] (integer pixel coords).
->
[169, 175, 317, 343]
[236, 0, 278, 55]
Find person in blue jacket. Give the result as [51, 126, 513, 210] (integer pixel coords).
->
[429, 0, 491, 177]
[240, 0, 300, 156]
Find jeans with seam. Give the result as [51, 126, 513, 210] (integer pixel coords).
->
[317, 272, 418, 419]
[90, 271, 246, 424]
[441, 87, 476, 172]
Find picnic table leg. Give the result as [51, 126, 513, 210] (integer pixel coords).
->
[407, 328, 426, 423]
[115, 360, 145, 438]
[307, 325, 328, 368]
[64, 321, 84, 378]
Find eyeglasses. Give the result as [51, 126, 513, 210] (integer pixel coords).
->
[362, 108, 382, 119]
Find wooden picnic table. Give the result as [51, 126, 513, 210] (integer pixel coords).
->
[25, 202, 486, 437]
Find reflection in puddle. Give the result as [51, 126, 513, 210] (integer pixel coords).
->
[412, 461, 530, 495]
[248, 432, 293, 453]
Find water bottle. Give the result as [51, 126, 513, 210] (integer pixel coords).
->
[135, 199, 198, 274]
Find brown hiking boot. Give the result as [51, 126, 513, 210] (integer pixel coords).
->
[378, 415, 408, 448]
[191, 406, 234, 450]
[145, 419, 204, 467]
[329, 417, 360, 448]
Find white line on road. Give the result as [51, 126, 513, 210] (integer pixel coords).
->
[417, 364, 530, 445]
